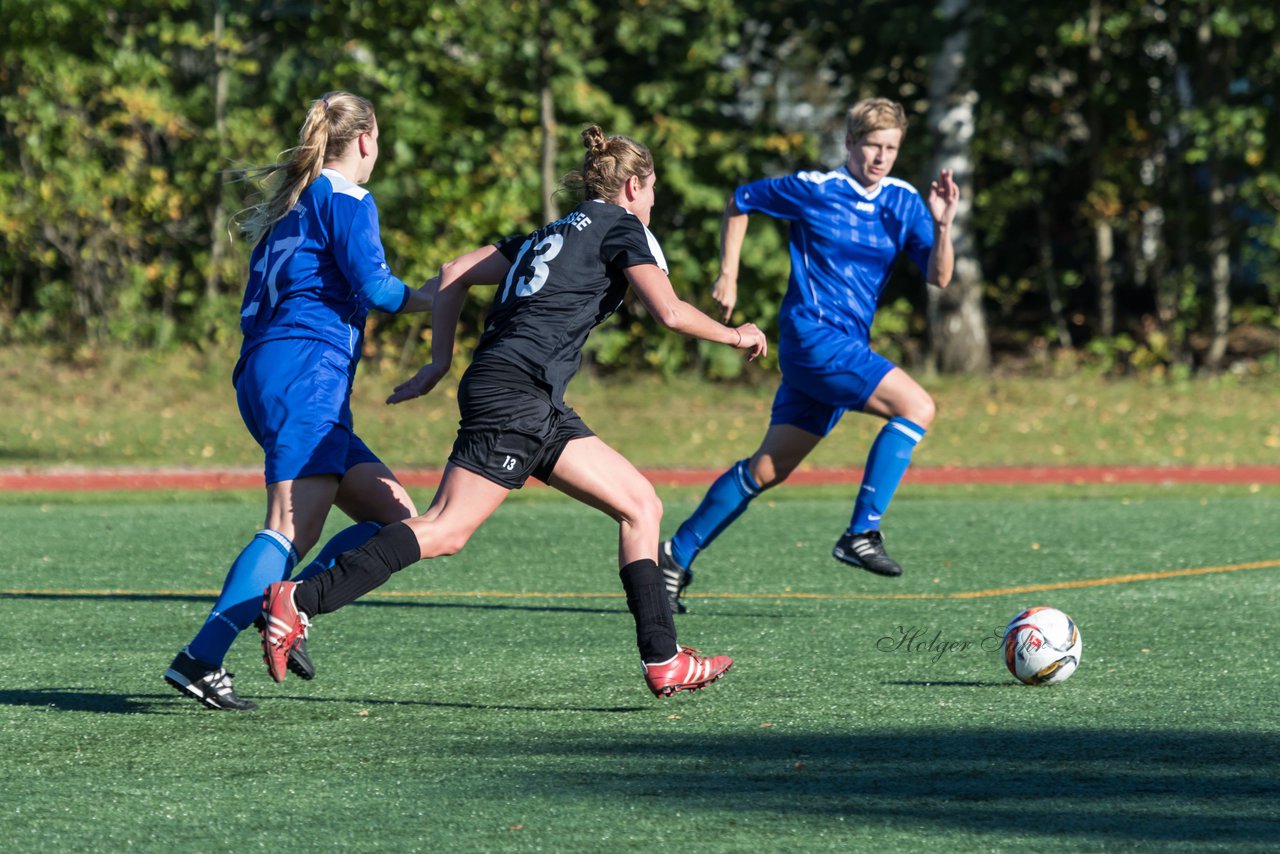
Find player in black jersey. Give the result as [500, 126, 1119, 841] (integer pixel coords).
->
[260, 125, 767, 698]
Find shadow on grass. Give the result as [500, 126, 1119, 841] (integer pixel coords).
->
[0, 448, 55, 462]
[0, 689, 186, 715]
[3, 591, 784, 619]
[499, 728, 1280, 846]
[0, 687, 645, 716]
[882, 680, 1006, 688]
[2, 591, 622, 617]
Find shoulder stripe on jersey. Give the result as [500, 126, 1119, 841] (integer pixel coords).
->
[641, 224, 670, 274]
[881, 176, 921, 195]
[321, 167, 370, 201]
[796, 168, 847, 186]
[797, 167, 918, 202]
[797, 167, 882, 200]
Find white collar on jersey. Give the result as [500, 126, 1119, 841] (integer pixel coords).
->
[321, 167, 369, 201]
[840, 166, 881, 199]
[797, 166, 918, 202]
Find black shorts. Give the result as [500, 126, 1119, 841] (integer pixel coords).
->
[449, 362, 594, 489]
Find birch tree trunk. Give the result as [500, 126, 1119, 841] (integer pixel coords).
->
[1204, 161, 1232, 369]
[925, 0, 990, 374]
[1093, 219, 1115, 338]
[1085, 0, 1116, 339]
[1197, 12, 1232, 370]
[1038, 204, 1073, 349]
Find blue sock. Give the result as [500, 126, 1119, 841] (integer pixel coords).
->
[187, 530, 298, 666]
[850, 417, 926, 533]
[291, 521, 384, 583]
[670, 459, 762, 569]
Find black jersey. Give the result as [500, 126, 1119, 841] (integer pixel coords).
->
[474, 200, 667, 407]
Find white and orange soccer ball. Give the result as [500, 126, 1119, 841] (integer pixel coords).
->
[1002, 606, 1082, 685]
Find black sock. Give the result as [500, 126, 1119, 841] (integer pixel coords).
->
[295, 522, 422, 616]
[619, 559, 678, 664]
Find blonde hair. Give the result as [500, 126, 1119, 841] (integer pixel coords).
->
[845, 98, 909, 144]
[233, 91, 377, 243]
[561, 124, 654, 202]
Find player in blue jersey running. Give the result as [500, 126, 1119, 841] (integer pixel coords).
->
[660, 97, 960, 610]
[259, 125, 766, 700]
[165, 92, 435, 710]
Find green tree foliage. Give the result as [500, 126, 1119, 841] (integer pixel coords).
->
[1, 0, 1277, 374]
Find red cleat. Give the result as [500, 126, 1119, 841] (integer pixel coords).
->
[260, 581, 311, 683]
[643, 647, 733, 698]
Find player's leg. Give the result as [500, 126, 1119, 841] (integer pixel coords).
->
[260, 464, 509, 682]
[667, 425, 824, 570]
[662, 381, 833, 612]
[167, 338, 355, 708]
[547, 436, 732, 697]
[834, 367, 935, 577]
[672, 422, 823, 567]
[292, 459, 419, 583]
[274, 457, 419, 679]
[187, 476, 337, 660]
[167, 475, 338, 708]
[263, 370, 523, 680]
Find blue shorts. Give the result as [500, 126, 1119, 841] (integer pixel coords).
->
[771, 328, 895, 437]
[234, 338, 382, 485]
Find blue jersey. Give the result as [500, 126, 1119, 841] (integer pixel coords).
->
[735, 166, 934, 344]
[238, 168, 410, 368]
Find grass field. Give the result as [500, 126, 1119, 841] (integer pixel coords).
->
[3, 483, 1278, 852]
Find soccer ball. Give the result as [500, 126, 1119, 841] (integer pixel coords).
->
[1002, 606, 1082, 685]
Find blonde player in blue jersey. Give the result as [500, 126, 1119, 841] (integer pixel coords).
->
[661, 97, 960, 610]
[164, 91, 434, 710]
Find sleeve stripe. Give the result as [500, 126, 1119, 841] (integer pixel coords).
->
[642, 225, 669, 274]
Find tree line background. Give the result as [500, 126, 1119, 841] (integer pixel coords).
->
[2, 0, 1277, 380]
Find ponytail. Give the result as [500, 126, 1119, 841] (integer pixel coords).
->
[232, 91, 376, 243]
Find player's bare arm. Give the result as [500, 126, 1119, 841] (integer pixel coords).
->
[399, 273, 441, 313]
[388, 245, 511, 405]
[626, 263, 767, 361]
[711, 197, 750, 322]
[926, 169, 959, 288]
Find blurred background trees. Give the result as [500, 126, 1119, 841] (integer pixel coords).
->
[2, 0, 1276, 377]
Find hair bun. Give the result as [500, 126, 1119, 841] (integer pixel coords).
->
[581, 124, 608, 155]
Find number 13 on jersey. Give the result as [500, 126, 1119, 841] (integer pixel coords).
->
[501, 233, 564, 303]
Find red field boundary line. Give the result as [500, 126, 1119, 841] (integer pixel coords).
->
[2, 465, 1279, 491]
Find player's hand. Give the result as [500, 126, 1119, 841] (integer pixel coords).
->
[733, 323, 767, 362]
[387, 362, 450, 405]
[419, 274, 441, 300]
[711, 273, 738, 323]
[928, 168, 960, 227]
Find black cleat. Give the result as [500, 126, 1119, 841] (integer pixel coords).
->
[659, 540, 693, 614]
[832, 529, 903, 577]
[254, 614, 316, 680]
[164, 648, 258, 711]
[286, 636, 316, 681]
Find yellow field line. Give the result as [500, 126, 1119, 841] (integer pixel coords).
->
[4, 558, 1277, 603]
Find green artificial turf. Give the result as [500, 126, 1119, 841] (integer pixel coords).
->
[2, 486, 1277, 852]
